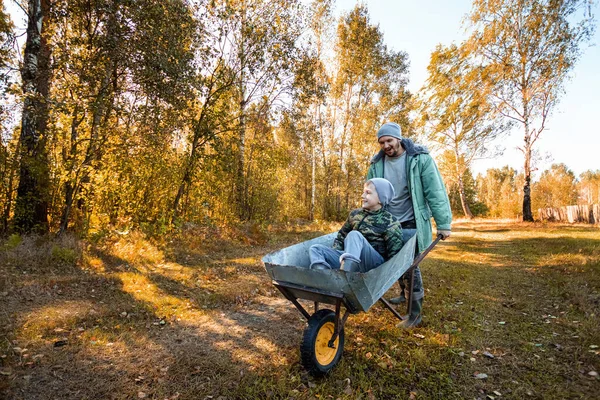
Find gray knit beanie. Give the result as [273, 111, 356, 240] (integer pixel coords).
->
[376, 122, 402, 140]
[366, 178, 395, 207]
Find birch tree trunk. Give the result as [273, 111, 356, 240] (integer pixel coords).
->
[522, 114, 534, 221]
[454, 149, 473, 219]
[236, 3, 247, 221]
[13, 0, 51, 233]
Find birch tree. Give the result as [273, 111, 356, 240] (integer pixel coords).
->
[212, 0, 304, 220]
[467, 0, 595, 221]
[1, 1, 16, 232]
[13, 0, 52, 233]
[420, 44, 509, 218]
[330, 4, 409, 217]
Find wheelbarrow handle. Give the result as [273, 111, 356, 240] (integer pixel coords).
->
[408, 234, 443, 270]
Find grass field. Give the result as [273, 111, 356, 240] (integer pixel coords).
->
[1, 220, 599, 399]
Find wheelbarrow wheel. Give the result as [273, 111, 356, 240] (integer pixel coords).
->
[300, 309, 344, 376]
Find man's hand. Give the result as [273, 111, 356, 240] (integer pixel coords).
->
[437, 230, 451, 240]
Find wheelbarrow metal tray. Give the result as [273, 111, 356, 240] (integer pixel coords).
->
[263, 233, 416, 312]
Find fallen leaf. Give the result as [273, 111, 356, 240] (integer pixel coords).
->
[365, 352, 372, 359]
[589, 371, 598, 377]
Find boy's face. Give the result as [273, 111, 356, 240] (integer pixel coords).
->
[378, 136, 403, 157]
[361, 182, 381, 211]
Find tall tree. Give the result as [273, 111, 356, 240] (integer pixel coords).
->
[420, 43, 509, 218]
[13, 0, 52, 233]
[467, 0, 595, 221]
[330, 4, 409, 217]
[52, 0, 197, 234]
[0, 1, 16, 232]
[280, 0, 333, 220]
[213, 0, 304, 220]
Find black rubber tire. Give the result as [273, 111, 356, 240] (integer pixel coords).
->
[300, 309, 345, 376]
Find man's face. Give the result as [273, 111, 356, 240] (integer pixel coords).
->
[378, 136, 403, 157]
[361, 182, 381, 211]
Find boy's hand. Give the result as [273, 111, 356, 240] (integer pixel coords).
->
[437, 230, 451, 240]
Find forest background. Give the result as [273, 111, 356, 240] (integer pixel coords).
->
[0, 0, 599, 237]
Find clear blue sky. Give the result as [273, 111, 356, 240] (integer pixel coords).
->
[337, 0, 600, 179]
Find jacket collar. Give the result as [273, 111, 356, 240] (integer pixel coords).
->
[370, 138, 429, 164]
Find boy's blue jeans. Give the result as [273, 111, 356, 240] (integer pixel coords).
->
[309, 231, 384, 272]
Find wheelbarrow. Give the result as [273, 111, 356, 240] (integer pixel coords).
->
[262, 233, 442, 375]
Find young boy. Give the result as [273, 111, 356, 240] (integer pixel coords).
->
[309, 178, 404, 272]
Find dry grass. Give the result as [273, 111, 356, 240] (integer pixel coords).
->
[1, 220, 598, 399]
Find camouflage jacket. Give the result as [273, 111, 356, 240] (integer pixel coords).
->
[333, 208, 404, 261]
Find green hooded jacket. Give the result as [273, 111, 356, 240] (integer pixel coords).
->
[367, 138, 452, 253]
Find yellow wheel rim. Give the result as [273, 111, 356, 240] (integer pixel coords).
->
[315, 321, 339, 366]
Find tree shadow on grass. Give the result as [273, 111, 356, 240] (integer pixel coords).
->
[1, 236, 314, 399]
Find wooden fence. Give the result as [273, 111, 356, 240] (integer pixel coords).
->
[538, 204, 600, 224]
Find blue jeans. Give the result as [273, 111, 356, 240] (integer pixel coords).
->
[400, 228, 424, 301]
[309, 231, 385, 272]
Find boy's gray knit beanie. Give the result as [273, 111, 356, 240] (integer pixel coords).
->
[376, 122, 402, 140]
[366, 178, 395, 207]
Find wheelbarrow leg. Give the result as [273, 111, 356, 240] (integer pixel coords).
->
[406, 267, 415, 318]
[274, 284, 311, 320]
[379, 297, 405, 321]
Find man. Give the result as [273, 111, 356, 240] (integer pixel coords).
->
[367, 122, 452, 328]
